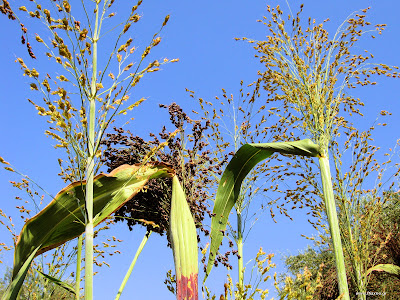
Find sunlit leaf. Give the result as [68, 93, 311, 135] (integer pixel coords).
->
[10, 163, 174, 296]
[205, 139, 320, 281]
[366, 263, 400, 279]
[2, 246, 40, 300]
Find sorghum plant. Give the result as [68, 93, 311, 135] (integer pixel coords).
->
[330, 127, 399, 299]
[278, 125, 400, 299]
[280, 191, 400, 299]
[101, 103, 226, 239]
[238, 4, 399, 299]
[1, 0, 179, 299]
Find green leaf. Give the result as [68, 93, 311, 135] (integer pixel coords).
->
[366, 263, 400, 279]
[10, 163, 174, 296]
[2, 247, 40, 300]
[34, 269, 76, 295]
[204, 139, 320, 281]
[170, 176, 198, 300]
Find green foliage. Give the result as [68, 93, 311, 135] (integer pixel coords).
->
[1, 1, 399, 300]
[11, 163, 174, 285]
[277, 266, 324, 300]
[239, 4, 399, 299]
[1, 0, 177, 299]
[0, 267, 75, 300]
[281, 246, 338, 299]
[3, 162, 201, 300]
[366, 264, 400, 280]
[281, 192, 400, 299]
[205, 139, 320, 280]
[34, 269, 76, 296]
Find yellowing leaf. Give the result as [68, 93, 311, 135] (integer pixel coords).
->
[10, 163, 175, 297]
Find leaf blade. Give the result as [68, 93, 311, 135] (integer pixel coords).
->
[170, 176, 198, 300]
[366, 263, 400, 279]
[11, 163, 174, 293]
[2, 246, 40, 300]
[205, 139, 320, 280]
[34, 269, 76, 295]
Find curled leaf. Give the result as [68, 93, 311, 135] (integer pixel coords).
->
[205, 139, 321, 281]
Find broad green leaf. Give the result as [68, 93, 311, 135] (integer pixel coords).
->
[2, 246, 40, 300]
[366, 263, 400, 279]
[35, 269, 76, 295]
[205, 139, 320, 280]
[170, 176, 198, 300]
[11, 163, 174, 295]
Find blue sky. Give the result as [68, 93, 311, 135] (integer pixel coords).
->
[0, 0, 399, 299]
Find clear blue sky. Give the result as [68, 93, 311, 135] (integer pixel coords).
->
[0, 0, 399, 299]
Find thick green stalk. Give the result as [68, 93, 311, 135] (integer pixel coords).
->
[319, 154, 350, 300]
[115, 231, 152, 300]
[84, 1, 100, 299]
[84, 96, 96, 300]
[75, 235, 83, 300]
[236, 212, 244, 295]
[84, 112, 95, 300]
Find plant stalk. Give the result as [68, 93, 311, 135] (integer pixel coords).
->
[319, 154, 350, 300]
[84, 122, 95, 300]
[237, 212, 244, 295]
[115, 231, 152, 300]
[75, 235, 83, 300]
[84, 1, 100, 299]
